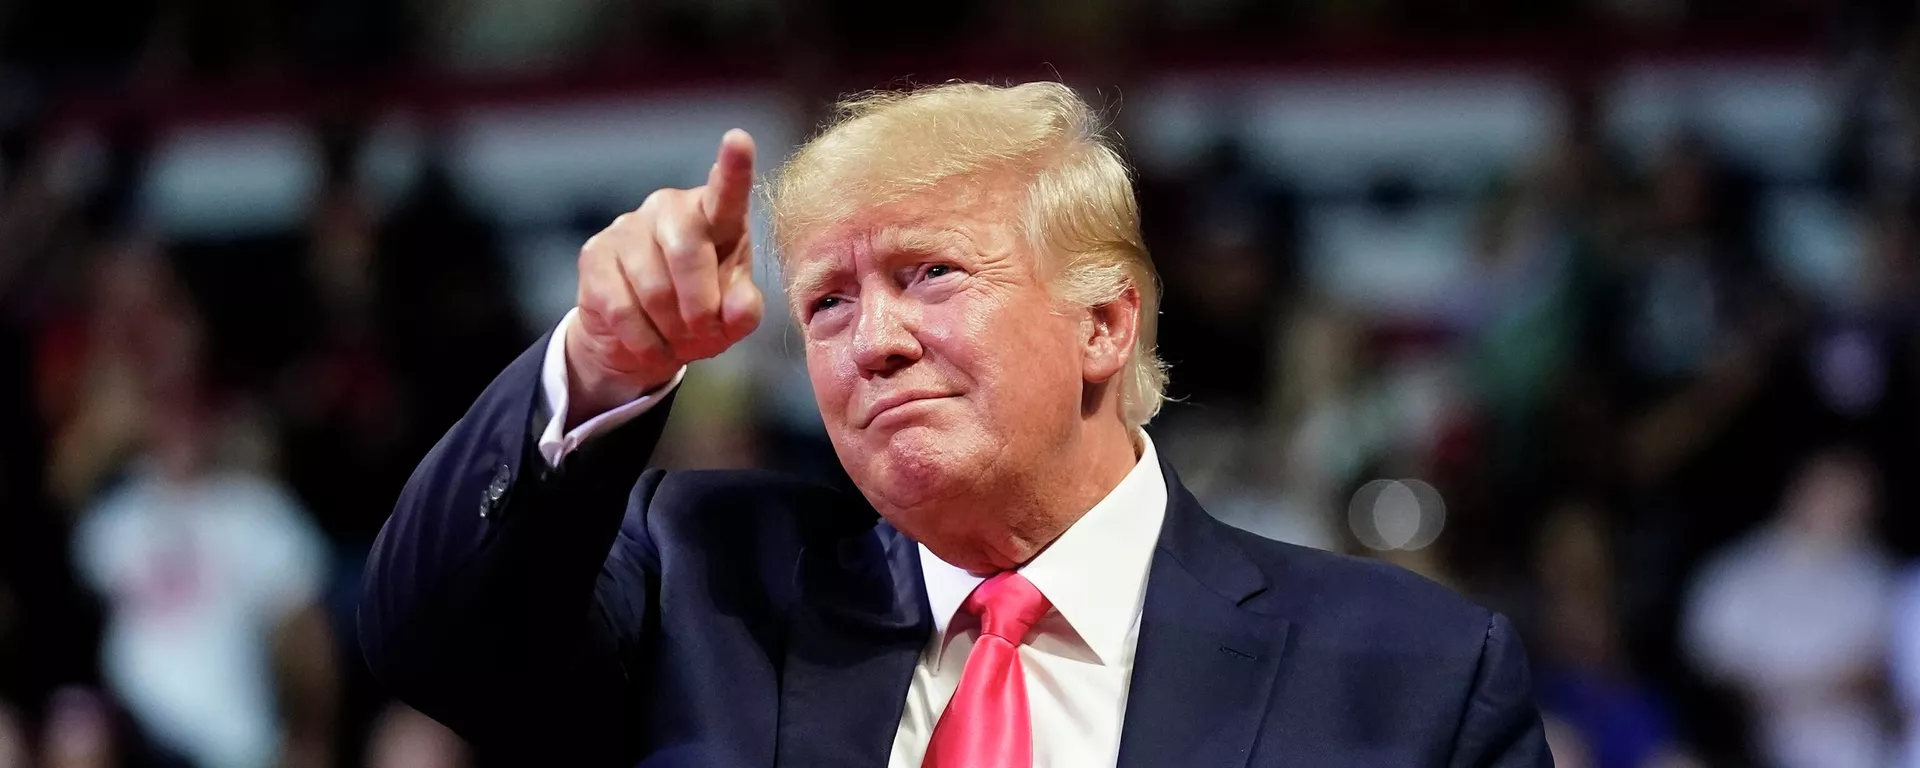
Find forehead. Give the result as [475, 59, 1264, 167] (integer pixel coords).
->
[780, 185, 1025, 292]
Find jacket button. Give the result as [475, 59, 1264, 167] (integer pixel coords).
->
[480, 464, 512, 518]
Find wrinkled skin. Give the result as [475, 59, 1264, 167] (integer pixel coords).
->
[785, 175, 1142, 573]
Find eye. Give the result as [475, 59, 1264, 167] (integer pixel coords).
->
[812, 296, 844, 313]
[921, 263, 960, 281]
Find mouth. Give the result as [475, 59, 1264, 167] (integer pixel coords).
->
[859, 392, 956, 428]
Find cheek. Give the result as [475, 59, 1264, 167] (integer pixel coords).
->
[926, 298, 1080, 397]
[803, 343, 855, 418]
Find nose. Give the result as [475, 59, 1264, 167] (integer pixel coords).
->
[850, 291, 921, 376]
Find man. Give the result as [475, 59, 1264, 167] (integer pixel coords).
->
[1683, 448, 1893, 768]
[359, 82, 1548, 767]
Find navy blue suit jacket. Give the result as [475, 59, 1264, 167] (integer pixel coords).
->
[359, 334, 1551, 767]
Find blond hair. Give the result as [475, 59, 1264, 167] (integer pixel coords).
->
[767, 81, 1169, 427]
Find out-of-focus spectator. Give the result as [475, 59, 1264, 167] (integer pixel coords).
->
[364, 703, 467, 768]
[0, 117, 107, 752]
[1531, 498, 1696, 768]
[67, 252, 337, 768]
[280, 120, 529, 547]
[275, 121, 408, 549]
[1682, 447, 1895, 768]
[1600, 134, 1769, 422]
[47, 234, 178, 509]
[370, 145, 531, 466]
[1150, 138, 1297, 420]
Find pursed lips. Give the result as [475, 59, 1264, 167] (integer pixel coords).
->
[858, 391, 955, 428]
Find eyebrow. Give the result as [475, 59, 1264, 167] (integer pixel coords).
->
[784, 227, 972, 302]
[786, 262, 840, 304]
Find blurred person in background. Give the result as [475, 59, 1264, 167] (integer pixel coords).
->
[1682, 446, 1896, 768]
[366, 130, 532, 469]
[274, 111, 529, 547]
[1529, 498, 1697, 768]
[0, 118, 98, 745]
[1572, 128, 1818, 763]
[1150, 138, 1298, 423]
[1598, 132, 1784, 493]
[1143, 138, 1302, 511]
[67, 248, 338, 768]
[276, 115, 408, 548]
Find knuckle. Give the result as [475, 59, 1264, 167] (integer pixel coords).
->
[576, 274, 609, 307]
[575, 281, 602, 309]
[578, 290, 627, 326]
[657, 216, 707, 255]
[695, 307, 727, 333]
[578, 237, 607, 267]
[657, 227, 696, 264]
[634, 279, 675, 311]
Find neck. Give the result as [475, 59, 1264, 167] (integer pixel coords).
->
[939, 415, 1141, 575]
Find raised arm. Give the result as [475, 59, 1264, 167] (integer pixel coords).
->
[358, 131, 764, 765]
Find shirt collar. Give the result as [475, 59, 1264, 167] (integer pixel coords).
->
[917, 433, 1169, 666]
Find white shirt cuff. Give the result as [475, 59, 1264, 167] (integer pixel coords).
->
[537, 308, 685, 468]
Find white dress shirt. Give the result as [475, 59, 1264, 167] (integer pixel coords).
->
[536, 309, 685, 466]
[888, 436, 1166, 768]
[538, 310, 1169, 767]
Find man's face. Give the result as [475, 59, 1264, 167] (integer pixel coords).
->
[786, 181, 1088, 536]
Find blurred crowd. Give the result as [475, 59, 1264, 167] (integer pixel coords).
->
[6, 0, 1920, 767]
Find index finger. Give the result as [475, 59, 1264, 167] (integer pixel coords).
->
[702, 129, 756, 253]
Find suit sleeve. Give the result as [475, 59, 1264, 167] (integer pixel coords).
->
[357, 329, 677, 766]
[1447, 612, 1553, 768]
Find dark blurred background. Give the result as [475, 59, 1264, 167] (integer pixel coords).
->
[4, 0, 1920, 766]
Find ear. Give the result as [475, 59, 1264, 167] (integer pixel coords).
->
[1081, 282, 1141, 385]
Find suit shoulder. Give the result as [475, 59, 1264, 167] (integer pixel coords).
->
[1224, 526, 1495, 644]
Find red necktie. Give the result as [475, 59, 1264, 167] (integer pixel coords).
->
[922, 571, 1053, 768]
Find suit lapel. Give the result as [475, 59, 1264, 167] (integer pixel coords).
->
[776, 518, 930, 766]
[1117, 461, 1292, 768]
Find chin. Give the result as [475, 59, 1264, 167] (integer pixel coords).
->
[846, 423, 987, 512]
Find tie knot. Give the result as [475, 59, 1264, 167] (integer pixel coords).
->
[961, 572, 1051, 644]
